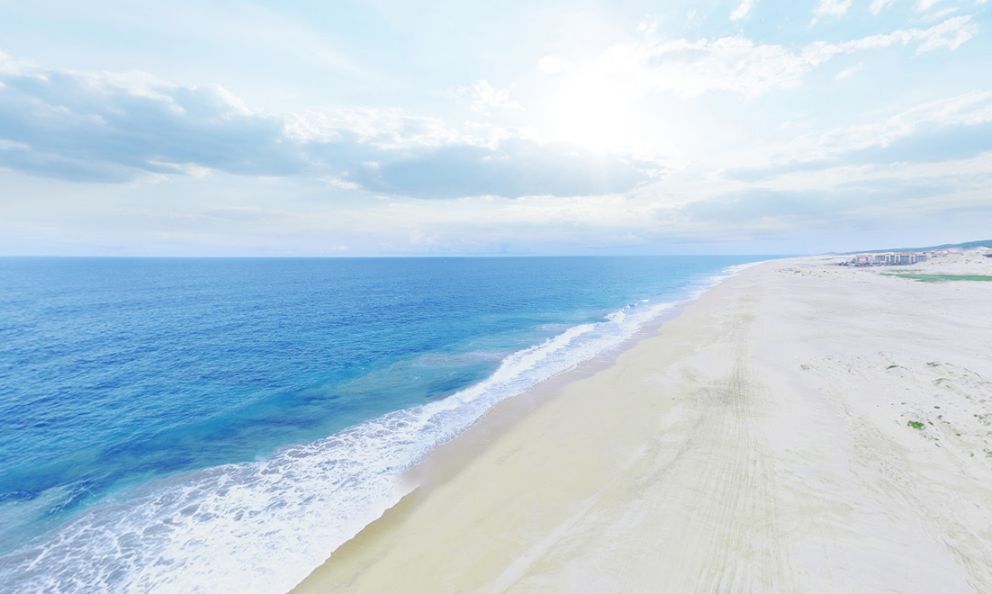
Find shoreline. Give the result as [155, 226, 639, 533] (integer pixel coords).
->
[393, 262, 769, 525]
[292, 252, 992, 593]
[289, 258, 776, 591]
[0, 258, 762, 594]
[291, 260, 768, 577]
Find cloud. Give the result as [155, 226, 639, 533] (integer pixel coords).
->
[682, 174, 983, 227]
[459, 80, 522, 114]
[627, 16, 975, 97]
[0, 53, 647, 198]
[284, 107, 468, 150]
[809, 89, 992, 154]
[730, 0, 757, 21]
[841, 121, 992, 164]
[682, 188, 835, 222]
[343, 139, 650, 199]
[0, 58, 301, 182]
[871, 0, 895, 14]
[811, 0, 854, 24]
[730, 91, 992, 178]
[835, 62, 864, 80]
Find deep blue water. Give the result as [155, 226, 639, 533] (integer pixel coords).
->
[0, 256, 763, 592]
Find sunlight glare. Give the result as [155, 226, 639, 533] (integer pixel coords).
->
[540, 67, 639, 153]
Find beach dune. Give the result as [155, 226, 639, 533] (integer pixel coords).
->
[294, 254, 992, 593]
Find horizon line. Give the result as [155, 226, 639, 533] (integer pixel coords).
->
[0, 253, 804, 259]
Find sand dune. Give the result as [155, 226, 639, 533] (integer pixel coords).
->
[293, 252, 992, 593]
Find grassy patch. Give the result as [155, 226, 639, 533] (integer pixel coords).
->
[907, 420, 925, 430]
[883, 273, 992, 283]
[886, 364, 900, 370]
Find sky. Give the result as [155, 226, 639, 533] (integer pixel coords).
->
[1, 0, 990, 256]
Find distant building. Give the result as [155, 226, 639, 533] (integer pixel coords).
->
[843, 250, 931, 267]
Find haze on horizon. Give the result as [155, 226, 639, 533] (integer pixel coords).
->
[1, 0, 990, 257]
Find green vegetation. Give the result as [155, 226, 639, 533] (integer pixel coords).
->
[883, 273, 992, 283]
[886, 364, 899, 370]
[907, 420, 925, 430]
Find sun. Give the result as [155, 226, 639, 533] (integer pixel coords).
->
[539, 67, 639, 153]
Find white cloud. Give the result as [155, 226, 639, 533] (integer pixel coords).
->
[459, 79, 523, 114]
[835, 62, 864, 79]
[922, 6, 961, 20]
[0, 54, 649, 198]
[911, 15, 976, 51]
[284, 107, 471, 148]
[871, 0, 895, 14]
[738, 90, 992, 171]
[811, 0, 854, 24]
[625, 16, 976, 97]
[917, 0, 943, 10]
[0, 50, 19, 74]
[730, 0, 757, 21]
[885, 89, 992, 129]
[760, 153, 992, 194]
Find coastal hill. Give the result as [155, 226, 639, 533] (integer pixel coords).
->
[843, 238, 992, 254]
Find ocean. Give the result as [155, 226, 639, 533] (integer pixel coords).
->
[0, 256, 763, 593]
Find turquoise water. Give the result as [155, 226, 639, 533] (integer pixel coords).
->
[0, 256, 763, 592]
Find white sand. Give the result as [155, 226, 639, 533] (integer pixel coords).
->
[293, 251, 992, 593]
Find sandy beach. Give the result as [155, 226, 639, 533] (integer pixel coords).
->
[293, 252, 992, 594]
